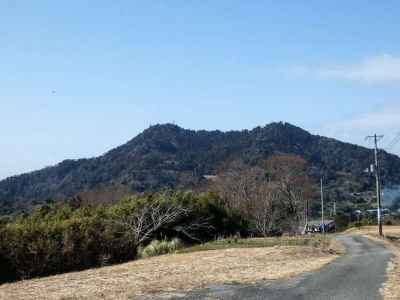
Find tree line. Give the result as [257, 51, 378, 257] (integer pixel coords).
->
[0, 154, 312, 283]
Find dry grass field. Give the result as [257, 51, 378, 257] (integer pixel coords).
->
[346, 225, 400, 300]
[345, 225, 400, 236]
[0, 237, 339, 300]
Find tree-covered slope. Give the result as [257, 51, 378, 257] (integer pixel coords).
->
[1, 122, 400, 214]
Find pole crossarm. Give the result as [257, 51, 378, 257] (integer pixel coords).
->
[365, 135, 384, 141]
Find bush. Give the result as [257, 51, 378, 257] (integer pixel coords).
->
[0, 191, 235, 283]
[139, 238, 183, 258]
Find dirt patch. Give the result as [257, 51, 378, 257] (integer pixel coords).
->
[0, 245, 338, 300]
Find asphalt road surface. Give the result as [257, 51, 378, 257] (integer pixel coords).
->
[170, 235, 392, 300]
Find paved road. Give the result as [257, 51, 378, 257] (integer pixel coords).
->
[172, 235, 392, 300]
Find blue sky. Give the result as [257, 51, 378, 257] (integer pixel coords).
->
[1, 1, 400, 179]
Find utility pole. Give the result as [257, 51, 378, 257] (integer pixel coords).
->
[333, 200, 336, 216]
[321, 177, 325, 234]
[304, 199, 307, 226]
[304, 198, 309, 234]
[366, 134, 384, 237]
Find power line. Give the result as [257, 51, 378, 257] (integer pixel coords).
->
[385, 132, 400, 152]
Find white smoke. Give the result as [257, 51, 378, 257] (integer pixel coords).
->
[382, 185, 400, 208]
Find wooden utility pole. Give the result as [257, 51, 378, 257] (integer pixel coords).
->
[321, 177, 325, 234]
[304, 197, 309, 234]
[366, 134, 384, 237]
[333, 200, 336, 216]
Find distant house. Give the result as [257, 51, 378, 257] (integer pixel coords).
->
[366, 208, 391, 216]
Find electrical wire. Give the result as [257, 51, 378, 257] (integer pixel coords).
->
[385, 132, 400, 152]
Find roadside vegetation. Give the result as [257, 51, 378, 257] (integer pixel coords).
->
[383, 231, 400, 300]
[0, 154, 318, 284]
[0, 191, 236, 283]
[179, 235, 341, 254]
[138, 238, 183, 258]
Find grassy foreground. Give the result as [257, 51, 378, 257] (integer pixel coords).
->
[0, 235, 341, 300]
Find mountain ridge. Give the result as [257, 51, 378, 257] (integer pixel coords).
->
[1, 122, 400, 215]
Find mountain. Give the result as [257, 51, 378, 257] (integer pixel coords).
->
[1, 122, 400, 215]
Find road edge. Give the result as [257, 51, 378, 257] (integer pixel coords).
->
[351, 233, 399, 300]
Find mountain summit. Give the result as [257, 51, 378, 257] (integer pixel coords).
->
[1, 122, 400, 214]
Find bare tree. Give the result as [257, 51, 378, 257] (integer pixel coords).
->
[173, 216, 215, 242]
[266, 154, 313, 233]
[111, 194, 216, 247]
[213, 160, 281, 236]
[213, 155, 313, 236]
[251, 183, 281, 236]
[112, 199, 190, 246]
[213, 160, 267, 219]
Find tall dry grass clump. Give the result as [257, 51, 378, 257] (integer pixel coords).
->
[139, 238, 183, 258]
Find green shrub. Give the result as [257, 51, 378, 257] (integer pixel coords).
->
[0, 191, 239, 283]
[139, 238, 183, 258]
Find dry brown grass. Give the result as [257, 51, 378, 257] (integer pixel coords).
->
[382, 241, 400, 300]
[344, 225, 400, 236]
[0, 244, 338, 300]
[346, 225, 400, 300]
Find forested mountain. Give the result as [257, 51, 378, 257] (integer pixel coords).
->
[1, 122, 400, 215]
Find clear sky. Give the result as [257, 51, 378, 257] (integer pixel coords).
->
[1, 1, 400, 180]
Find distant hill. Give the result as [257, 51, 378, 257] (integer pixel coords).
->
[1, 122, 400, 215]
